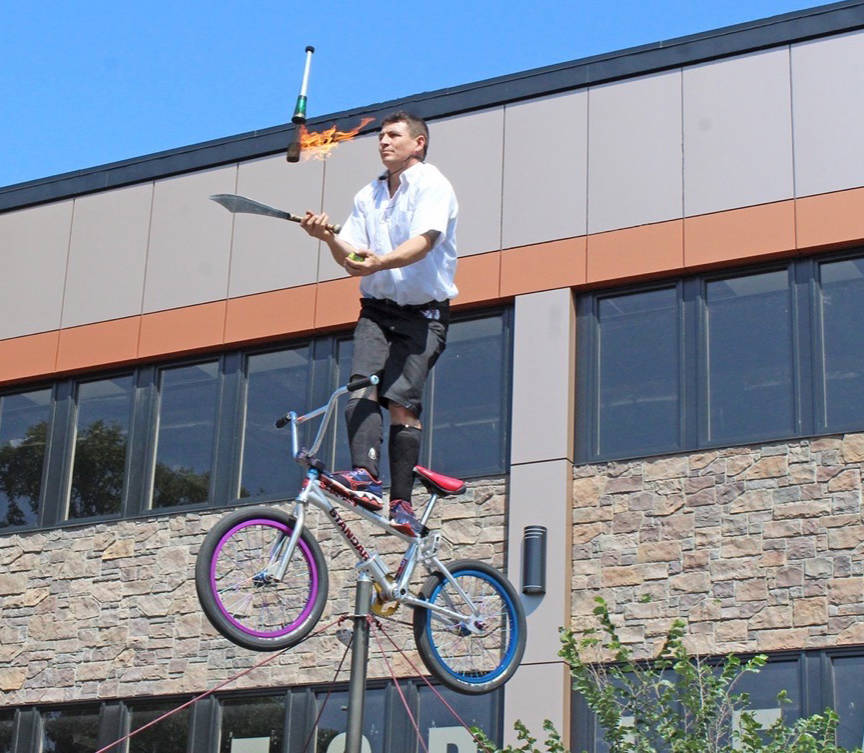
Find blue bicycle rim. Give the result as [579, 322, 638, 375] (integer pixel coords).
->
[425, 568, 519, 685]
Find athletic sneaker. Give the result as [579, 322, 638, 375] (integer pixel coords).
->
[325, 468, 383, 510]
[389, 499, 428, 537]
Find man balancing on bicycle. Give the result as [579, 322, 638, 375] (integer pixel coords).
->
[300, 111, 458, 538]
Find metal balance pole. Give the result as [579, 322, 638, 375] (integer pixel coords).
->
[345, 573, 372, 753]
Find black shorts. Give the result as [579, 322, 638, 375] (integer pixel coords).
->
[350, 298, 449, 417]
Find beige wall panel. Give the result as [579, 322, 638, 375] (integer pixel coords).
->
[503, 91, 588, 249]
[230, 154, 324, 298]
[62, 183, 152, 328]
[430, 108, 504, 256]
[792, 30, 864, 197]
[511, 289, 576, 464]
[508, 458, 573, 664]
[143, 165, 237, 313]
[319, 132, 381, 282]
[503, 662, 571, 749]
[684, 48, 794, 216]
[0, 201, 72, 340]
[588, 70, 683, 234]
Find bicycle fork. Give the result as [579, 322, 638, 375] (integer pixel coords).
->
[256, 494, 309, 584]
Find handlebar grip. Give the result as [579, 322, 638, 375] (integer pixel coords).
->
[275, 415, 289, 428]
[346, 374, 380, 392]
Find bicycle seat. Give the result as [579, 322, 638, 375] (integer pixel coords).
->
[413, 466, 466, 496]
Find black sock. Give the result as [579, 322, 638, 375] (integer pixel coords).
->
[389, 425, 421, 503]
[345, 398, 382, 478]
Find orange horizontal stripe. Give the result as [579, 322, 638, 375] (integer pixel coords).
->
[2, 187, 863, 387]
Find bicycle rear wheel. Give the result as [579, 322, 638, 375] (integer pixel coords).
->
[412, 559, 526, 695]
[195, 506, 328, 651]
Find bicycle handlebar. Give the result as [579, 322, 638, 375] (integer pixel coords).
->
[346, 374, 377, 392]
[274, 374, 380, 438]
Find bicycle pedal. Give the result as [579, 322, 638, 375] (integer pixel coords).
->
[335, 628, 353, 647]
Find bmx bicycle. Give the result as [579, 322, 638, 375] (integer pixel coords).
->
[195, 375, 526, 695]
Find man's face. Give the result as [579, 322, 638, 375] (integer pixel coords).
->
[378, 121, 424, 170]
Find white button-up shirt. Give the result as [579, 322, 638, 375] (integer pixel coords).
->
[338, 162, 459, 306]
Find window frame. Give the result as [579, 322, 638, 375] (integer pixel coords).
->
[0, 306, 512, 535]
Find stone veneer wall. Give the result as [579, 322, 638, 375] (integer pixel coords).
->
[572, 433, 864, 659]
[0, 477, 506, 705]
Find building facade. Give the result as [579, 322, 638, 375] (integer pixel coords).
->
[3, 2, 864, 750]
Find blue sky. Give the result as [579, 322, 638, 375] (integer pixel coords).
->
[2, 0, 820, 189]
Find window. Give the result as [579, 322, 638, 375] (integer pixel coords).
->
[572, 654, 806, 753]
[577, 250, 864, 462]
[41, 706, 100, 753]
[68, 376, 134, 519]
[315, 688, 386, 753]
[0, 710, 14, 753]
[0, 388, 52, 529]
[151, 362, 220, 508]
[418, 684, 501, 753]
[128, 701, 191, 753]
[818, 257, 864, 430]
[704, 270, 794, 444]
[241, 347, 311, 499]
[219, 695, 284, 753]
[428, 313, 511, 476]
[594, 287, 681, 457]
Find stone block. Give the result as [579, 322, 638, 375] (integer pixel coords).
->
[670, 571, 710, 593]
[842, 433, 864, 463]
[830, 578, 864, 604]
[742, 456, 788, 480]
[644, 457, 689, 481]
[793, 597, 828, 627]
[637, 541, 682, 563]
[750, 605, 791, 629]
[735, 580, 768, 602]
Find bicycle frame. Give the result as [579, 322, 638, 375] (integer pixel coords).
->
[266, 380, 488, 631]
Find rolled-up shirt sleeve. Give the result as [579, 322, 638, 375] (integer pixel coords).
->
[337, 195, 369, 248]
[408, 178, 455, 241]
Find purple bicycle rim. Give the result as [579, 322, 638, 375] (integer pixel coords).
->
[210, 518, 319, 638]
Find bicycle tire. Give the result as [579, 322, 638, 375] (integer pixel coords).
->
[412, 559, 526, 695]
[195, 506, 328, 651]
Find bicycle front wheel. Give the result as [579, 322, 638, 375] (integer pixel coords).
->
[195, 506, 328, 651]
[412, 559, 526, 695]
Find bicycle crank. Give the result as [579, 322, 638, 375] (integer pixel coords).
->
[371, 582, 400, 617]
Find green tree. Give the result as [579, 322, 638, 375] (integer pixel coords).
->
[474, 598, 861, 753]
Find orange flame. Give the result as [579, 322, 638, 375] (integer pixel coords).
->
[298, 117, 376, 160]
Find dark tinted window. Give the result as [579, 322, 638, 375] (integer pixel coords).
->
[152, 362, 219, 508]
[241, 347, 310, 498]
[418, 684, 500, 751]
[596, 288, 680, 457]
[68, 376, 134, 519]
[832, 655, 864, 750]
[219, 695, 284, 753]
[42, 706, 100, 753]
[128, 701, 191, 753]
[819, 257, 864, 429]
[315, 688, 385, 753]
[0, 709, 14, 753]
[430, 314, 509, 477]
[0, 388, 51, 528]
[705, 270, 794, 443]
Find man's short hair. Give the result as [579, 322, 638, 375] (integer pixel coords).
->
[381, 111, 429, 160]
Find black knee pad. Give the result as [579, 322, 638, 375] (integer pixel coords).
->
[389, 424, 421, 502]
[345, 398, 382, 478]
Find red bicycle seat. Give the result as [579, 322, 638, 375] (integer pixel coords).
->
[413, 466, 466, 496]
